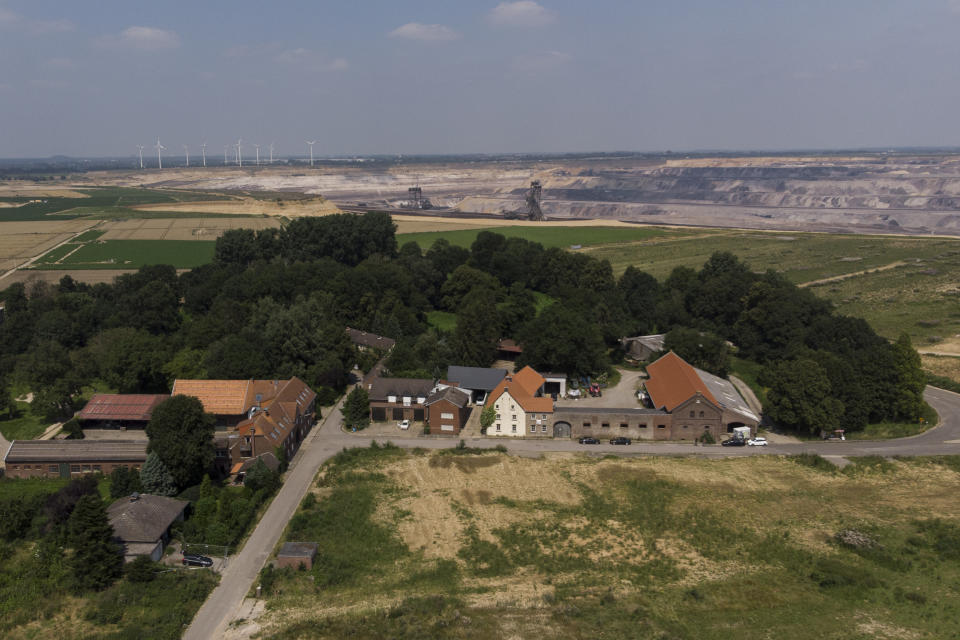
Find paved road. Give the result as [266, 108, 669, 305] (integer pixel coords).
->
[183, 386, 960, 638]
[0, 430, 10, 470]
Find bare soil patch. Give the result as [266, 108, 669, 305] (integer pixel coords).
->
[132, 196, 338, 217]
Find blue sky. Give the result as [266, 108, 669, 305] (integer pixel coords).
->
[2, 0, 960, 157]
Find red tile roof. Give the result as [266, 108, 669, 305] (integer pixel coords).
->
[511, 366, 545, 396]
[644, 351, 718, 411]
[487, 367, 553, 414]
[171, 380, 252, 415]
[76, 394, 169, 422]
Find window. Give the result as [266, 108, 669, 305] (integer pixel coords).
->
[82, 464, 91, 472]
[441, 424, 454, 432]
[48, 465, 58, 473]
[689, 411, 695, 418]
[71, 464, 81, 472]
[541, 425, 547, 432]
[699, 411, 705, 418]
[496, 423, 501, 432]
[403, 396, 412, 406]
[11, 465, 18, 470]
[496, 413, 501, 420]
[511, 424, 517, 432]
[704, 425, 710, 429]
[639, 423, 647, 429]
[602, 423, 610, 429]
[542, 414, 547, 419]
[620, 423, 628, 429]
[683, 425, 688, 429]
[92, 465, 102, 471]
[657, 424, 666, 429]
[530, 425, 537, 433]
[583, 421, 591, 428]
[441, 412, 454, 420]
[388, 395, 397, 403]
[512, 414, 517, 420]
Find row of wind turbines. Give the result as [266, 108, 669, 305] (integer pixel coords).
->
[135, 139, 322, 169]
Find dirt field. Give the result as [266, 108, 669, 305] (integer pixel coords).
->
[0, 220, 96, 272]
[131, 196, 338, 217]
[0, 183, 90, 198]
[98, 217, 282, 241]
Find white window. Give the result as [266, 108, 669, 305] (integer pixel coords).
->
[530, 425, 536, 433]
[388, 395, 397, 403]
[441, 424, 454, 432]
[417, 397, 426, 404]
[541, 425, 547, 432]
[511, 424, 517, 432]
[495, 423, 501, 431]
[403, 396, 411, 406]
[496, 413, 501, 420]
[441, 412, 454, 420]
[512, 414, 517, 420]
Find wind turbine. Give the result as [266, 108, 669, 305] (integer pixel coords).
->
[183, 144, 190, 167]
[269, 142, 275, 164]
[254, 143, 260, 166]
[223, 145, 229, 166]
[236, 139, 243, 167]
[136, 145, 144, 169]
[201, 142, 207, 167]
[306, 140, 317, 167]
[155, 138, 165, 169]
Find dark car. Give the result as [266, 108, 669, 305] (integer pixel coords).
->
[720, 438, 746, 447]
[578, 437, 601, 444]
[182, 554, 213, 567]
[609, 437, 632, 445]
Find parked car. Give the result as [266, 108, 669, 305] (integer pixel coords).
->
[398, 419, 410, 430]
[747, 437, 768, 446]
[182, 554, 213, 567]
[578, 436, 601, 444]
[609, 437, 632, 445]
[721, 438, 746, 447]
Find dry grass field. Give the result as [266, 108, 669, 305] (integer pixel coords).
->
[253, 445, 960, 640]
[98, 216, 282, 241]
[0, 220, 96, 272]
[131, 196, 338, 217]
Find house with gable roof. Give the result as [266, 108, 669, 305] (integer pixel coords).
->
[172, 378, 317, 475]
[486, 365, 554, 437]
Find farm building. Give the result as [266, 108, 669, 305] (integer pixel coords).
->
[367, 377, 434, 423]
[108, 493, 187, 562]
[620, 334, 665, 361]
[446, 366, 508, 405]
[75, 393, 169, 430]
[277, 542, 318, 570]
[2, 440, 148, 479]
[172, 378, 317, 475]
[424, 386, 472, 435]
[487, 366, 554, 438]
[345, 327, 396, 352]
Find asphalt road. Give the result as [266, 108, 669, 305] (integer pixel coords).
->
[183, 386, 960, 638]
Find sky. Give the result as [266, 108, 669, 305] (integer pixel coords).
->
[1, 0, 960, 158]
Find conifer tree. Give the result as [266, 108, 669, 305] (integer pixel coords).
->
[140, 452, 177, 496]
[68, 494, 122, 592]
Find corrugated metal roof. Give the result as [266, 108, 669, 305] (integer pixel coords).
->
[5, 439, 148, 463]
[76, 394, 169, 422]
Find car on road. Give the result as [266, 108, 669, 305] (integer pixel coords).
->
[747, 437, 768, 446]
[721, 438, 747, 447]
[182, 554, 213, 567]
[398, 419, 410, 430]
[609, 437, 632, 445]
[578, 436, 601, 444]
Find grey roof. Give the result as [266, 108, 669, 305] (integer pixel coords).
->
[107, 494, 187, 543]
[368, 377, 434, 401]
[425, 386, 471, 408]
[694, 367, 760, 423]
[346, 327, 396, 351]
[622, 334, 665, 351]
[4, 439, 148, 464]
[278, 541, 318, 558]
[446, 366, 507, 392]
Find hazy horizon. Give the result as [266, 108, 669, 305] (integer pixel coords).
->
[2, 0, 960, 158]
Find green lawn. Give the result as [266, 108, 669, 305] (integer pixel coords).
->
[398, 225, 669, 250]
[31, 239, 216, 270]
[427, 310, 457, 332]
[0, 401, 50, 440]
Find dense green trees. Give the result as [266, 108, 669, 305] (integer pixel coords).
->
[762, 359, 845, 436]
[663, 327, 730, 377]
[517, 304, 608, 377]
[140, 453, 177, 496]
[343, 386, 371, 430]
[68, 494, 123, 592]
[145, 396, 215, 491]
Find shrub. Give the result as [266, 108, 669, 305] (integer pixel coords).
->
[124, 555, 157, 583]
[699, 432, 716, 445]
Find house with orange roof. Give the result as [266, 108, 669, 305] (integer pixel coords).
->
[172, 378, 317, 475]
[485, 366, 554, 437]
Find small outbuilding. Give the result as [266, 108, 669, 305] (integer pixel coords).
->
[424, 386, 472, 435]
[277, 541, 318, 569]
[107, 493, 188, 562]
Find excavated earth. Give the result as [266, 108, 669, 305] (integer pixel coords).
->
[79, 154, 960, 235]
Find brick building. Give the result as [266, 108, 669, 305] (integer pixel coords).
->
[2, 440, 148, 479]
[75, 393, 169, 430]
[424, 386, 472, 435]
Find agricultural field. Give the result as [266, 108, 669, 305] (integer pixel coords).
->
[0, 186, 229, 222]
[30, 239, 215, 270]
[96, 216, 281, 241]
[398, 224, 670, 250]
[254, 445, 960, 640]
[0, 220, 97, 273]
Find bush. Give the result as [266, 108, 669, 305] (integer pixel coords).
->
[124, 555, 157, 583]
[62, 417, 84, 440]
[699, 431, 716, 445]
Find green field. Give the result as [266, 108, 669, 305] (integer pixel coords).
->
[427, 310, 457, 332]
[398, 225, 670, 250]
[257, 445, 960, 640]
[32, 239, 216, 270]
[0, 186, 229, 222]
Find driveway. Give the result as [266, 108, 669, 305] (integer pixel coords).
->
[184, 386, 960, 637]
[557, 368, 646, 409]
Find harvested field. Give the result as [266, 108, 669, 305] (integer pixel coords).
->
[0, 220, 96, 271]
[98, 216, 281, 241]
[132, 196, 337, 217]
[258, 446, 960, 640]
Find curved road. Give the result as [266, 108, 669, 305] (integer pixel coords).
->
[184, 386, 960, 639]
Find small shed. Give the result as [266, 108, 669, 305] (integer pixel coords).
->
[277, 541, 318, 569]
[108, 493, 188, 562]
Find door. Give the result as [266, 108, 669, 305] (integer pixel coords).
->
[58, 463, 70, 478]
[553, 422, 571, 439]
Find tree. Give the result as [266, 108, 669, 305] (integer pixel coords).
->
[450, 288, 501, 367]
[762, 358, 844, 436]
[663, 328, 731, 377]
[68, 494, 122, 592]
[44, 475, 99, 531]
[517, 304, 608, 377]
[62, 416, 84, 439]
[343, 385, 370, 430]
[139, 452, 177, 496]
[891, 333, 926, 422]
[244, 459, 281, 494]
[109, 466, 142, 499]
[480, 405, 495, 434]
[124, 555, 157, 583]
[145, 395, 215, 491]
